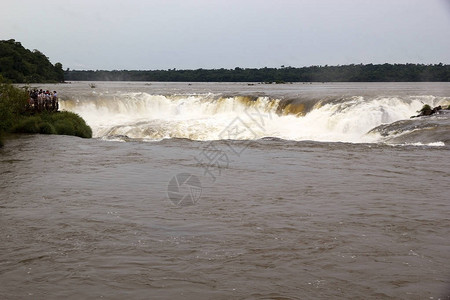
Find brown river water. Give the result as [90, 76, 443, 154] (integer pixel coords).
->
[1, 82, 449, 299]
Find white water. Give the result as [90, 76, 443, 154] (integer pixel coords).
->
[61, 92, 442, 143]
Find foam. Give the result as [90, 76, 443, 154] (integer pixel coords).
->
[60, 92, 438, 143]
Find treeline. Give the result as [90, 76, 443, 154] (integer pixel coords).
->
[65, 63, 450, 82]
[0, 39, 64, 83]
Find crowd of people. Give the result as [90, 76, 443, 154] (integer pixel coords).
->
[28, 89, 59, 112]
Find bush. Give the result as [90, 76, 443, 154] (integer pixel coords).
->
[418, 104, 432, 113]
[12, 116, 42, 133]
[53, 119, 76, 136]
[0, 82, 29, 132]
[416, 104, 435, 116]
[11, 112, 92, 138]
[47, 111, 92, 138]
[38, 122, 56, 134]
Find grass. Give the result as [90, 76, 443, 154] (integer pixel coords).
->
[0, 80, 92, 147]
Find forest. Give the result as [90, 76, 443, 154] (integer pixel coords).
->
[1, 39, 449, 83]
[65, 63, 450, 82]
[0, 39, 64, 83]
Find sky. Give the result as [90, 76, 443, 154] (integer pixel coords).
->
[1, 0, 450, 70]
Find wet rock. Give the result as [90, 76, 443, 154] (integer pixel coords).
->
[411, 105, 443, 118]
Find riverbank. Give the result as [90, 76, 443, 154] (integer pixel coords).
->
[0, 82, 91, 147]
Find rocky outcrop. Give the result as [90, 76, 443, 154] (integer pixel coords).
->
[411, 105, 447, 118]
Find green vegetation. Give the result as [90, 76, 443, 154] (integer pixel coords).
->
[0, 39, 64, 83]
[12, 111, 92, 138]
[0, 81, 91, 147]
[0, 76, 29, 133]
[65, 63, 450, 82]
[412, 103, 449, 118]
[418, 104, 432, 114]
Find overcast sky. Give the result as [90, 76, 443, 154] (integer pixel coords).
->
[1, 0, 450, 70]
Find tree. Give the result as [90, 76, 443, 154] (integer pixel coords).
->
[0, 39, 65, 83]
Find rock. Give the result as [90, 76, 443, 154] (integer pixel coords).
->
[411, 105, 443, 118]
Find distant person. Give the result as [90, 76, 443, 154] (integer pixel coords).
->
[37, 90, 44, 111]
[31, 90, 38, 110]
[45, 90, 51, 110]
[52, 91, 58, 111]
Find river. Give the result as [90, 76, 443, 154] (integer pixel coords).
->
[1, 82, 449, 299]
